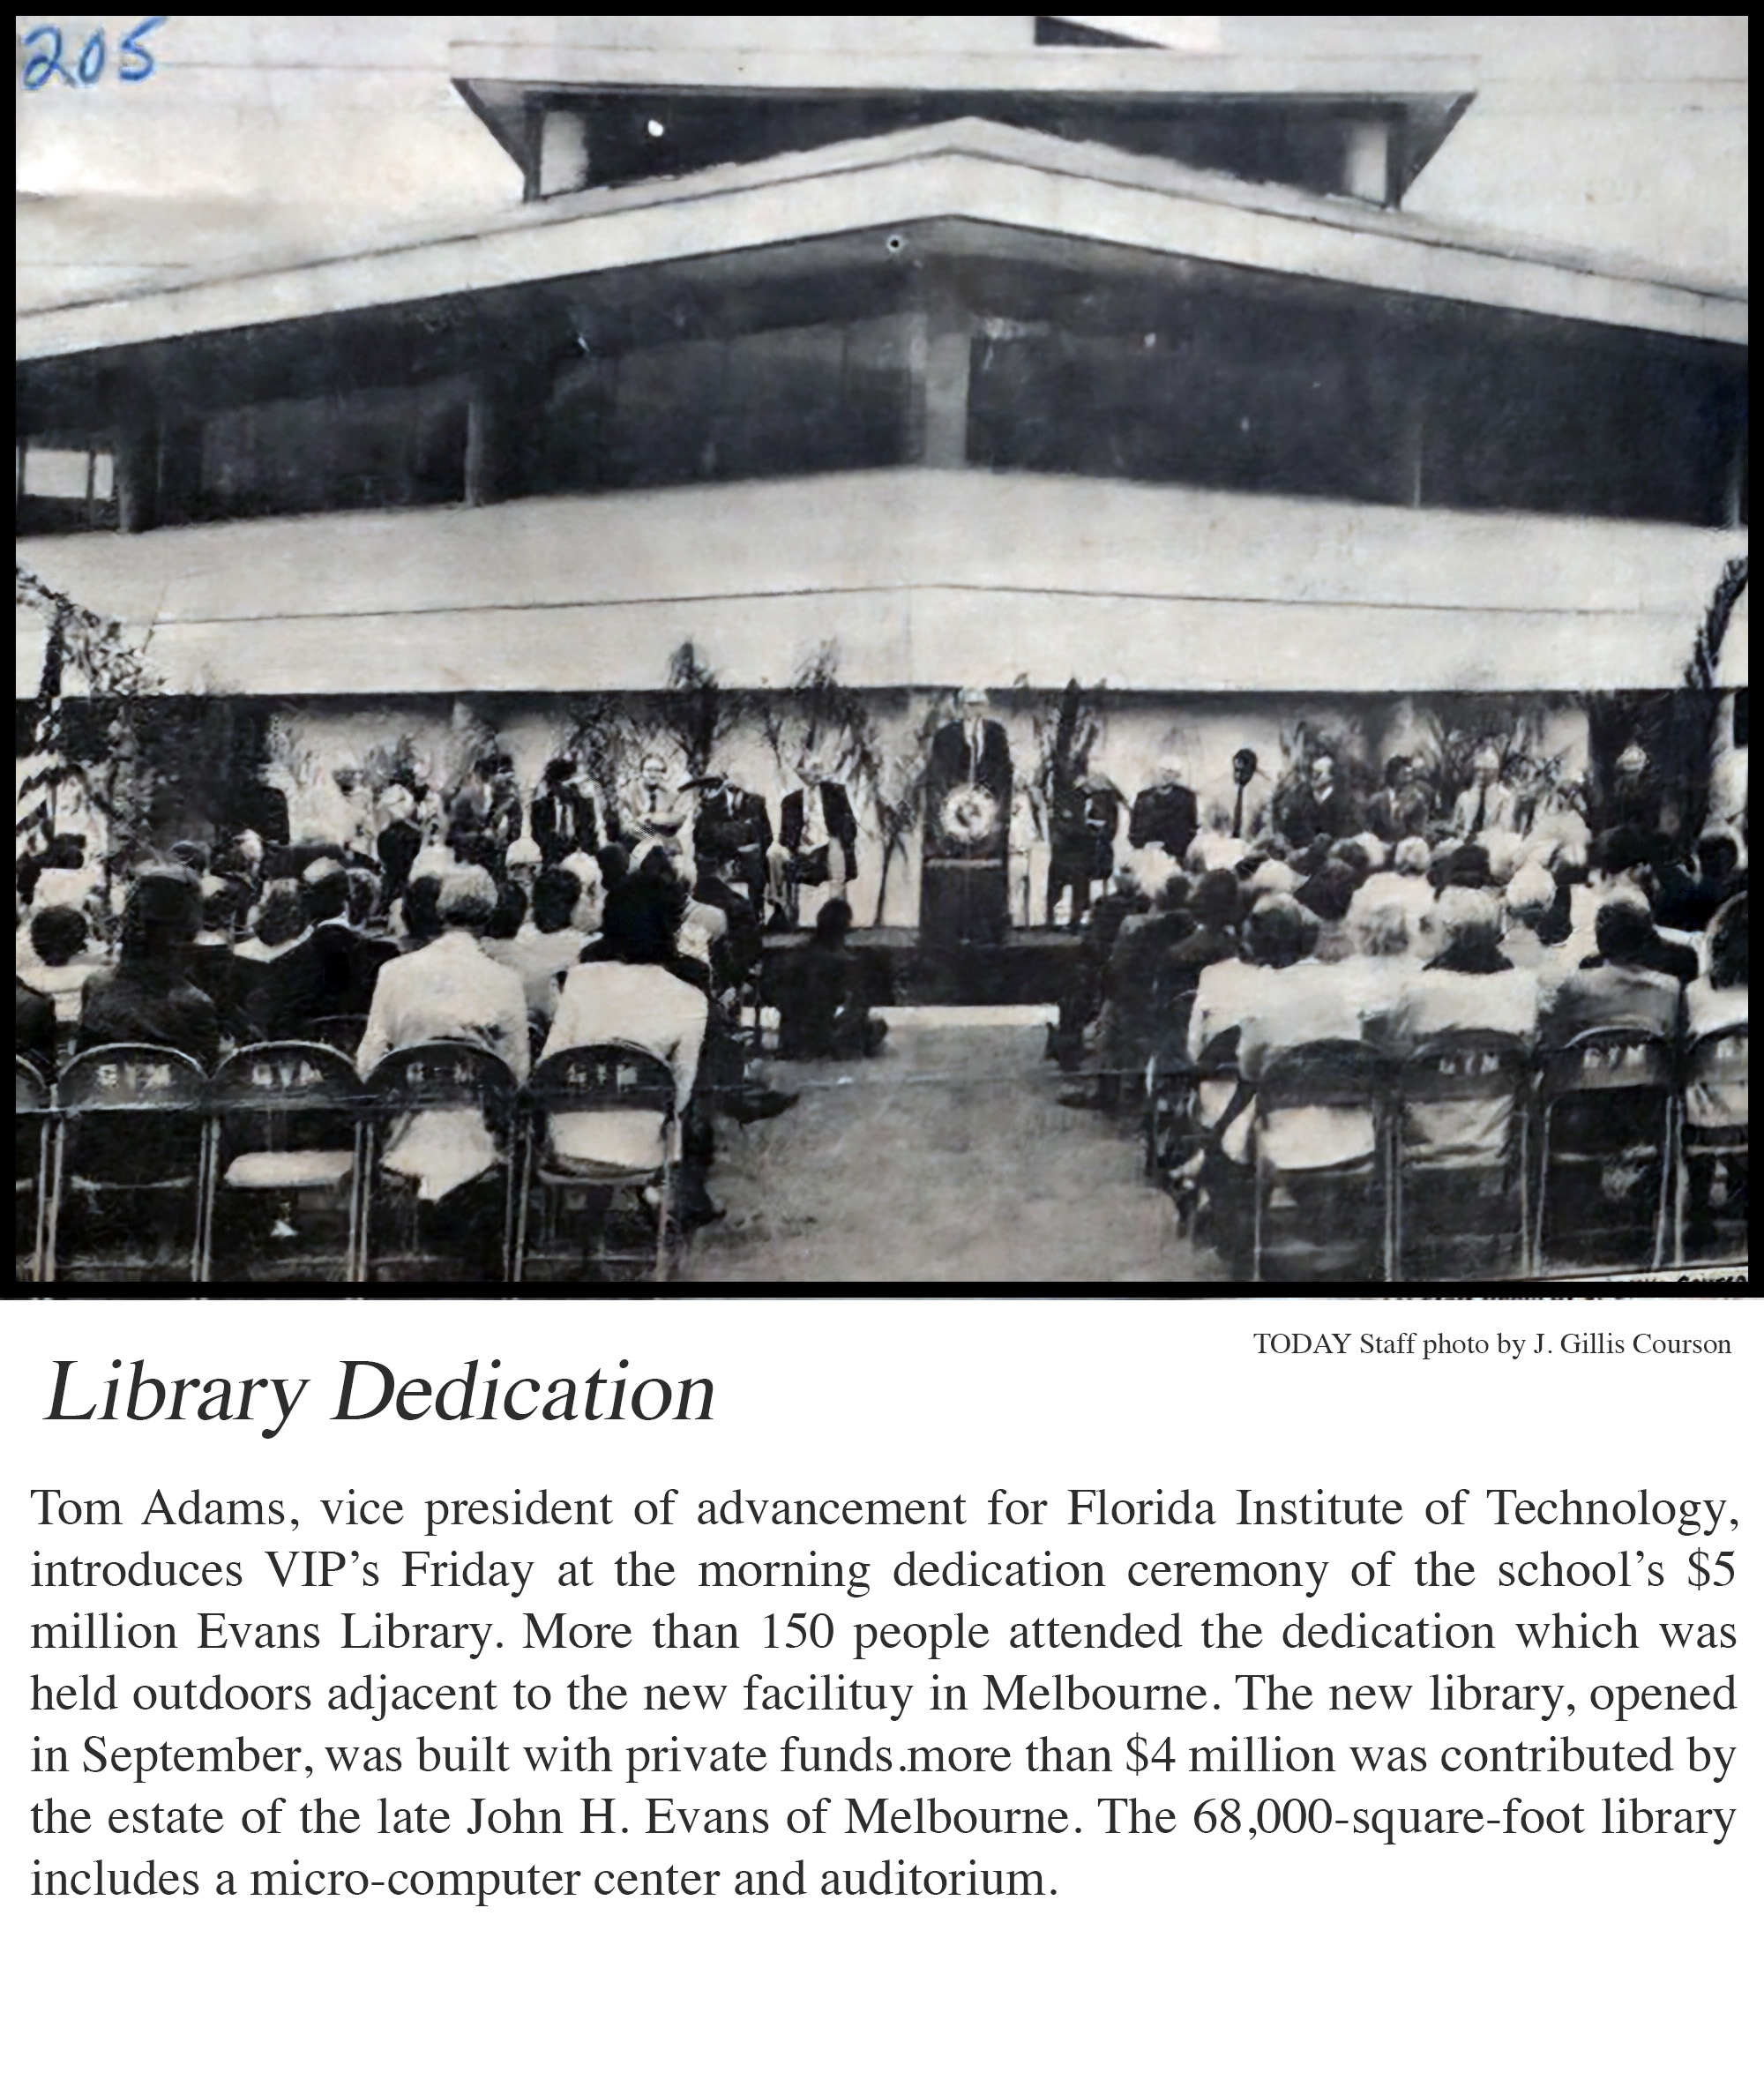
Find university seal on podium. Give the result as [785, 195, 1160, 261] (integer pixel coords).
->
[938, 782, 1001, 847]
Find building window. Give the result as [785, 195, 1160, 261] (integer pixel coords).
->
[16, 441, 116, 531]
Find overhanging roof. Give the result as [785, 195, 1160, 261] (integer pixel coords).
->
[450, 37, 1476, 203]
[16, 117, 1745, 366]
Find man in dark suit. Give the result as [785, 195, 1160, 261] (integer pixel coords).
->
[923, 688, 1013, 946]
[245, 860, 397, 1037]
[1048, 775, 1118, 929]
[925, 687, 1013, 847]
[530, 758, 601, 864]
[768, 756, 859, 926]
[1128, 761, 1200, 864]
[691, 774, 773, 913]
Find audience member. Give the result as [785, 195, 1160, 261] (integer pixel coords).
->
[76, 872, 220, 1068]
[487, 867, 587, 1022]
[1544, 900, 1686, 1045]
[773, 900, 887, 1062]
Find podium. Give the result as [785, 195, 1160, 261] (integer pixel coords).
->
[920, 856, 1009, 948]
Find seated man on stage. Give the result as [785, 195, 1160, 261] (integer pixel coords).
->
[768, 753, 859, 928]
[1274, 752, 1359, 850]
[618, 752, 691, 864]
[691, 774, 773, 917]
[1452, 740, 1521, 842]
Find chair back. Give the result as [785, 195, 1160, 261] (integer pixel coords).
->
[304, 1014, 368, 1057]
[1543, 1026, 1672, 1101]
[16, 1057, 51, 1115]
[1685, 1022, 1747, 1112]
[1257, 1038, 1385, 1111]
[208, 1043, 363, 1115]
[528, 1044, 676, 1119]
[56, 1045, 208, 1111]
[365, 1043, 519, 1117]
[1401, 1029, 1531, 1106]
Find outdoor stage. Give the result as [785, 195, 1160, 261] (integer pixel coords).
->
[759, 926, 1086, 1007]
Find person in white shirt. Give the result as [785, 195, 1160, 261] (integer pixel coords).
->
[541, 881, 712, 1219]
[356, 868, 529, 1275]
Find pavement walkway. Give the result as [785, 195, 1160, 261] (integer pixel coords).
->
[686, 1012, 1228, 1284]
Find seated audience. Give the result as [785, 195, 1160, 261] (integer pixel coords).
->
[76, 871, 220, 1069]
[486, 867, 587, 1023]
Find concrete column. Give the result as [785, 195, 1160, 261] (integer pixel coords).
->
[1342, 119, 1392, 206]
[536, 108, 590, 198]
[114, 416, 161, 532]
[908, 292, 975, 469]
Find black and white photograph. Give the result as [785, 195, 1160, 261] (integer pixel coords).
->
[15, 16, 1748, 1287]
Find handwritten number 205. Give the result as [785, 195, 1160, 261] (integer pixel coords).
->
[21, 17, 166, 89]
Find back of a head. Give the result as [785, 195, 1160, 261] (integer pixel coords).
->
[1394, 837, 1430, 877]
[1595, 898, 1656, 967]
[29, 904, 89, 969]
[1698, 834, 1740, 883]
[1155, 872, 1192, 917]
[402, 873, 443, 943]
[303, 861, 349, 925]
[1192, 870, 1242, 932]
[1433, 886, 1504, 962]
[1446, 843, 1491, 890]
[1707, 896, 1748, 991]
[598, 882, 679, 968]
[439, 865, 499, 934]
[487, 882, 527, 940]
[122, 870, 201, 964]
[1505, 864, 1555, 928]
[1350, 902, 1410, 961]
[1330, 839, 1373, 883]
[201, 879, 243, 937]
[168, 840, 209, 877]
[813, 898, 853, 944]
[1244, 894, 1312, 969]
[346, 868, 382, 928]
[255, 882, 307, 949]
[597, 843, 631, 891]
[532, 868, 581, 935]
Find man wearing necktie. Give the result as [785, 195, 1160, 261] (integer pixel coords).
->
[621, 752, 690, 861]
[923, 687, 1013, 946]
[1452, 740, 1517, 842]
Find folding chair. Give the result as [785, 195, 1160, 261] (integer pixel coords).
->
[1140, 988, 1200, 1178]
[199, 1043, 365, 1283]
[514, 1044, 677, 1283]
[361, 1044, 521, 1283]
[1394, 1031, 1533, 1281]
[1677, 1022, 1746, 1268]
[1535, 1026, 1674, 1274]
[46, 1045, 210, 1283]
[303, 1014, 368, 1057]
[1250, 1039, 1390, 1283]
[16, 1057, 52, 1284]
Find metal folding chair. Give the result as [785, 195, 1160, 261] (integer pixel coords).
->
[199, 1043, 366, 1283]
[360, 1044, 520, 1283]
[303, 1014, 368, 1057]
[1250, 1039, 1391, 1283]
[16, 1057, 52, 1284]
[514, 1044, 677, 1283]
[46, 1044, 210, 1283]
[1394, 1030, 1533, 1281]
[1676, 1021, 1746, 1268]
[1536, 1026, 1674, 1274]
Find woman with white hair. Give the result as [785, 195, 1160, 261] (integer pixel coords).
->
[357, 866, 530, 1263]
